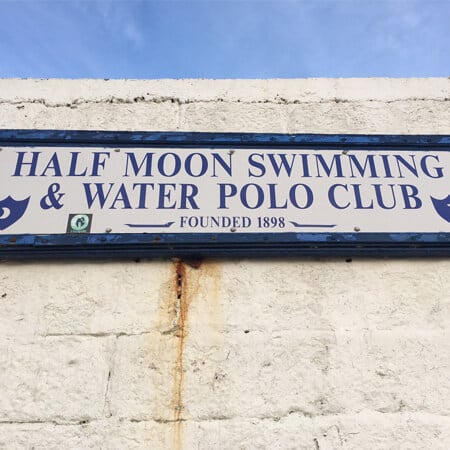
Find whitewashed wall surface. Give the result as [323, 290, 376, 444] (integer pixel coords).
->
[0, 78, 450, 450]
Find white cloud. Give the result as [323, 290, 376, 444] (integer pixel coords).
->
[123, 21, 144, 48]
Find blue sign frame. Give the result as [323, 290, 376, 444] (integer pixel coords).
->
[0, 129, 449, 259]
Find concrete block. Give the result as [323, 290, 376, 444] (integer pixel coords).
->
[0, 102, 180, 131]
[286, 100, 450, 134]
[180, 102, 288, 133]
[329, 330, 450, 415]
[0, 337, 113, 422]
[216, 259, 450, 333]
[37, 261, 171, 336]
[107, 333, 176, 421]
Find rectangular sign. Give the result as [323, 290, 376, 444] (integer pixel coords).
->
[0, 130, 449, 258]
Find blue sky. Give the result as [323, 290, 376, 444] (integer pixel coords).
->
[1, 0, 449, 78]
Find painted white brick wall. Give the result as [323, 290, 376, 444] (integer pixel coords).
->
[0, 79, 449, 450]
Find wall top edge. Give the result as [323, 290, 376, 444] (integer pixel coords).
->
[0, 78, 449, 105]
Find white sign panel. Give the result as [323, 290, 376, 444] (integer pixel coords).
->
[0, 146, 449, 235]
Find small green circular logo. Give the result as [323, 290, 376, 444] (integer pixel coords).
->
[70, 214, 90, 232]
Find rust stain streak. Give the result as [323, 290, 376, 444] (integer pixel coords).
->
[172, 260, 191, 450]
[163, 259, 218, 450]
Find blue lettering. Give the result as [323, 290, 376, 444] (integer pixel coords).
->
[268, 184, 287, 209]
[240, 184, 264, 209]
[352, 184, 374, 209]
[132, 183, 155, 209]
[91, 152, 110, 176]
[185, 153, 208, 177]
[40, 153, 62, 177]
[13, 152, 40, 176]
[421, 155, 444, 179]
[315, 154, 344, 178]
[218, 183, 237, 209]
[300, 154, 311, 177]
[328, 184, 350, 209]
[248, 153, 266, 177]
[68, 152, 87, 176]
[83, 183, 114, 208]
[373, 184, 396, 209]
[395, 155, 418, 178]
[179, 184, 199, 209]
[110, 184, 132, 209]
[158, 183, 177, 209]
[124, 152, 154, 176]
[348, 155, 379, 178]
[381, 155, 394, 178]
[267, 154, 296, 177]
[289, 183, 313, 209]
[211, 153, 232, 177]
[158, 153, 181, 177]
[400, 184, 422, 209]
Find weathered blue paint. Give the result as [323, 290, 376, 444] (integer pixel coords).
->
[0, 232, 449, 259]
[0, 129, 450, 150]
[0, 129, 449, 259]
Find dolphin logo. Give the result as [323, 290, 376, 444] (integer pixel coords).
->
[0, 196, 30, 230]
[430, 195, 450, 223]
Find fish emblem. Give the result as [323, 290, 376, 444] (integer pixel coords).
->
[0, 196, 30, 230]
[430, 195, 450, 223]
